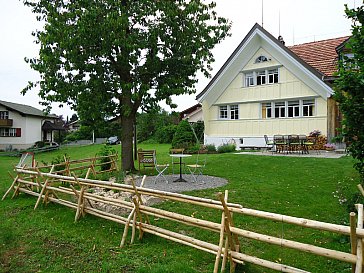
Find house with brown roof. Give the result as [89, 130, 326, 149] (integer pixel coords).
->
[0, 100, 64, 150]
[179, 103, 203, 122]
[196, 23, 349, 148]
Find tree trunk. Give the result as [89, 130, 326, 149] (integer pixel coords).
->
[120, 113, 136, 172]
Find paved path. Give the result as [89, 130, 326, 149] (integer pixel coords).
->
[134, 174, 228, 193]
[235, 150, 347, 159]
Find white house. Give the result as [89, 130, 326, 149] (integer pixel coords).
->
[0, 100, 64, 150]
[180, 103, 203, 123]
[196, 23, 349, 148]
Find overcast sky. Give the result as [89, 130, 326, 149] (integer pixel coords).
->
[0, 0, 357, 118]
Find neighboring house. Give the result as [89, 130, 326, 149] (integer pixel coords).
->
[66, 119, 81, 132]
[179, 103, 203, 122]
[0, 100, 64, 150]
[196, 23, 349, 148]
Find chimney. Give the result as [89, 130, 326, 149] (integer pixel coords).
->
[278, 35, 285, 46]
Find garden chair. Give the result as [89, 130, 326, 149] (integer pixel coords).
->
[273, 135, 287, 153]
[153, 153, 169, 184]
[304, 136, 321, 155]
[186, 150, 207, 182]
[170, 148, 185, 175]
[137, 149, 156, 172]
[264, 135, 274, 152]
[288, 134, 301, 153]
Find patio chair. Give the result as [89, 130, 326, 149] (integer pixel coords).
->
[264, 135, 274, 152]
[186, 150, 207, 182]
[288, 134, 301, 153]
[170, 148, 185, 175]
[137, 149, 156, 172]
[153, 153, 169, 184]
[298, 135, 308, 154]
[273, 135, 287, 153]
[304, 136, 321, 155]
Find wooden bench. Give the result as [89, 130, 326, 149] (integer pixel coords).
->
[137, 149, 156, 171]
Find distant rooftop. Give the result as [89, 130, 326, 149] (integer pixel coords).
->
[288, 36, 350, 77]
[0, 100, 57, 118]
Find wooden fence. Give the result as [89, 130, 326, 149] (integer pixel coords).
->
[34, 154, 118, 176]
[2, 167, 364, 273]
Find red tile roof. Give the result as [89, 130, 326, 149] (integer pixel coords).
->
[288, 36, 350, 77]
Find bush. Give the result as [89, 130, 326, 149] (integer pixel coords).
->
[155, 124, 177, 144]
[217, 143, 236, 153]
[97, 145, 116, 171]
[205, 144, 216, 153]
[171, 120, 195, 149]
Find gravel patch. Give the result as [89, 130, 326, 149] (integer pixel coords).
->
[133, 174, 228, 193]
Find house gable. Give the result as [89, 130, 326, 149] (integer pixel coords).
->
[197, 23, 334, 106]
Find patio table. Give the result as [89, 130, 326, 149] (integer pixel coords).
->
[170, 154, 191, 182]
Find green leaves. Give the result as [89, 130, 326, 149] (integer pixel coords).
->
[334, 3, 364, 181]
[23, 0, 230, 170]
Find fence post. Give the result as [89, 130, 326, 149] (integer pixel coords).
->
[355, 204, 363, 273]
[214, 190, 228, 273]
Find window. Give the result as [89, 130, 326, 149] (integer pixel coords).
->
[261, 99, 316, 119]
[219, 105, 239, 120]
[0, 111, 9, 119]
[262, 103, 272, 118]
[274, 101, 285, 118]
[255, 55, 269, 63]
[303, 99, 315, 116]
[288, 101, 300, 117]
[219, 106, 228, 119]
[257, 71, 266, 85]
[245, 73, 254, 87]
[230, 105, 239, 120]
[268, 69, 279, 84]
[244, 68, 279, 87]
[0, 128, 20, 137]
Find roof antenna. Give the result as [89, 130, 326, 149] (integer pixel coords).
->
[278, 9, 281, 36]
[261, 0, 264, 28]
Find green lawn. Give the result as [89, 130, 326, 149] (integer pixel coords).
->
[0, 143, 360, 272]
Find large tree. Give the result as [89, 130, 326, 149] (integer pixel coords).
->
[22, 0, 231, 171]
[334, 3, 364, 181]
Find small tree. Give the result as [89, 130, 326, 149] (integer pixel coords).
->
[171, 120, 195, 149]
[334, 4, 364, 182]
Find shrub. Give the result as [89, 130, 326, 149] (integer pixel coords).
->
[97, 145, 116, 171]
[155, 124, 177, 144]
[217, 143, 236, 153]
[171, 120, 195, 149]
[205, 144, 216, 153]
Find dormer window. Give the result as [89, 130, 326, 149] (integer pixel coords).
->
[255, 55, 269, 63]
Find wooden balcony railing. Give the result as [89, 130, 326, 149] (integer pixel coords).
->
[0, 119, 13, 127]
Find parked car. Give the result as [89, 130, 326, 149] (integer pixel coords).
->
[106, 136, 120, 145]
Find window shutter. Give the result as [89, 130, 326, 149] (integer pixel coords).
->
[16, 128, 21, 137]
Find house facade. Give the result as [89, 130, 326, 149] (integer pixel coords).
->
[196, 23, 348, 148]
[0, 100, 63, 150]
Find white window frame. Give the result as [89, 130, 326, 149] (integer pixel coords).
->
[244, 68, 279, 87]
[287, 100, 300, 118]
[261, 98, 316, 119]
[219, 105, 239, 120]
[268, 69, 279, 84]
[0, 111, 9, 119]
[0, 128, 16, 137]
[302, 99, 315, 117]
[219, 106, 228, 119]
[245, 73, 254, 87]
[230, 105, 239, 120]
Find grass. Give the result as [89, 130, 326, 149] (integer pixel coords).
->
[0, 143, 361, 272]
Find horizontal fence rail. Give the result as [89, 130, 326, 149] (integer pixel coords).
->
[2, 164, 364, 273]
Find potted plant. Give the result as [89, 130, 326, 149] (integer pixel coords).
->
[324, 143, 336, 151]
[309, 129, 321, 138]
